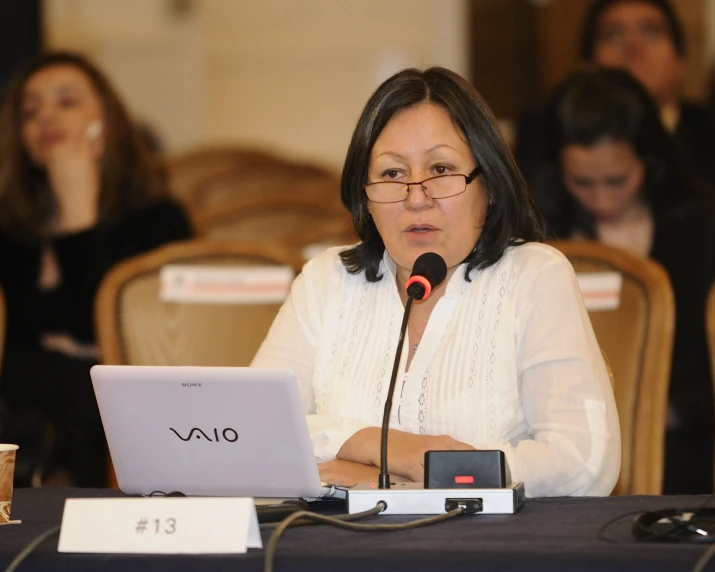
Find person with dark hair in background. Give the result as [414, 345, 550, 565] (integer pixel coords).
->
[0, 52, 192, 487]
[531, 66, 715, 494]
[252, 67, 621, 497]
[517, 0, 715, 194]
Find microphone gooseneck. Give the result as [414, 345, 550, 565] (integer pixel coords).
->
[378, 252, 447, 489]
[378, 295, 414, 489]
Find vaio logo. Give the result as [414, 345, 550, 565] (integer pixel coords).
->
[169, 428, 239, 442]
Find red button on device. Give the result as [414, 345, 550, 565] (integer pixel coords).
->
[454, 476, 474, 484]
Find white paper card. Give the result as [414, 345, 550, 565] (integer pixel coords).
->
[576, 272, 623, 311]
[159, 265, 293, 304]
[57, 497, 262, 554]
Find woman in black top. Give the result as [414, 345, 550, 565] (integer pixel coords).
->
[528, 67, 715, 494]
[0, 52, 192, 486]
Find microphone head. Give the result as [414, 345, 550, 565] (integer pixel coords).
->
[405, 252, 447, 300]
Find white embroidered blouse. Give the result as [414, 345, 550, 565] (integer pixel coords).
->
[251, 242, 621, 497]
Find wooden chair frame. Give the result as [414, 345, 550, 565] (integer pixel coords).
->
[192, 193, 350, 245]
[166, 147, 284, 193]
[183, 155, 340, 211]
[548, 240, 674, 495]
[95, 239, 305, 366]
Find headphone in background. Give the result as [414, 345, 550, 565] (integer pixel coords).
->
[632, 508, 715, 543]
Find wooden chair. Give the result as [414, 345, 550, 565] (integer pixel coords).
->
[166, 146, 285, 208]
[548, 240, 675, 495]
[96, 239, 304, 367]
[188, 160, 341, 213]
[193, 193, 353, 253]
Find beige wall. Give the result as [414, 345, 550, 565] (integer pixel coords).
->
[44, 0, 470, 168]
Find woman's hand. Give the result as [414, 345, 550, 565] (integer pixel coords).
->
[46, 120, 103, 234]
[337, 427, 476, 482]
[317, 459, 380, 487]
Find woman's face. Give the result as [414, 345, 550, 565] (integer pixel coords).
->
[561, 139, 645, 221]
[366, 102, 488, 280]
[20, 64, 104, 166]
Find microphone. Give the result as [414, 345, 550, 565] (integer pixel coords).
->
[378, 252, 447, 489]
[406, 252, 448, 301]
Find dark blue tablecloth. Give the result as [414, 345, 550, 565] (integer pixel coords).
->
[0, 487, 712, 571]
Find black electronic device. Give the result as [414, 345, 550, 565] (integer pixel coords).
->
[424, 450, 509, 489]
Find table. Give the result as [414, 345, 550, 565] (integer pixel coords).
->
[0, 487, 713, 571]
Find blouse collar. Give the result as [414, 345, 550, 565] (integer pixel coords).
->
[381, 250, 468, 298]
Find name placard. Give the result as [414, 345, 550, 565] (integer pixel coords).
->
[159, 265, 294, 304]
[576, 272, 623, 311]
[57, 497, 262, 554]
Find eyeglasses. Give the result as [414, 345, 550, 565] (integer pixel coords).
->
[597, 22, 669, 46]
[363, 166, 483, 204]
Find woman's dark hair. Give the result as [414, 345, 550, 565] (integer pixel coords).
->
[0, 51, 168, 241]
[531, 67, 695, 238]
[339, 66, 544, 282]
[580, 0, 685, 60]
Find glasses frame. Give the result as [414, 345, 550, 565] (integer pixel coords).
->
[363, 165, 483, 204]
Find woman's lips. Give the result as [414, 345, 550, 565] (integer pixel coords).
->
[40, 132, 66, 146]
[405, 225, 439, 239]
[405, 224, 438, 232]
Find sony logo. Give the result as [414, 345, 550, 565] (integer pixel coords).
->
[181, 383, 202, 388]
[169, 428, 238, 442]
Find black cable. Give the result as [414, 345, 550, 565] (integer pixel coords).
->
[260, 505, 383, 530]
[597, 510, 657, 544]
[264, 502, 466, 572]
[3, 525, 60, 572]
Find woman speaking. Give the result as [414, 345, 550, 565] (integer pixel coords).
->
[252, 67, 620, 497]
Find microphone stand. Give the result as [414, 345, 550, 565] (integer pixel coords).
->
[379, 294, 416, 489]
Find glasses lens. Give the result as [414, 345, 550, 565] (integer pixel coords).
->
[423, 175, 465, 198]
[365, 182, 406, 203]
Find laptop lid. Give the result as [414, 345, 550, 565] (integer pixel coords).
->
[91, 365, 324, 498]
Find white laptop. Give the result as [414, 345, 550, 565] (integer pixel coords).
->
[91, 365, 344, 499]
